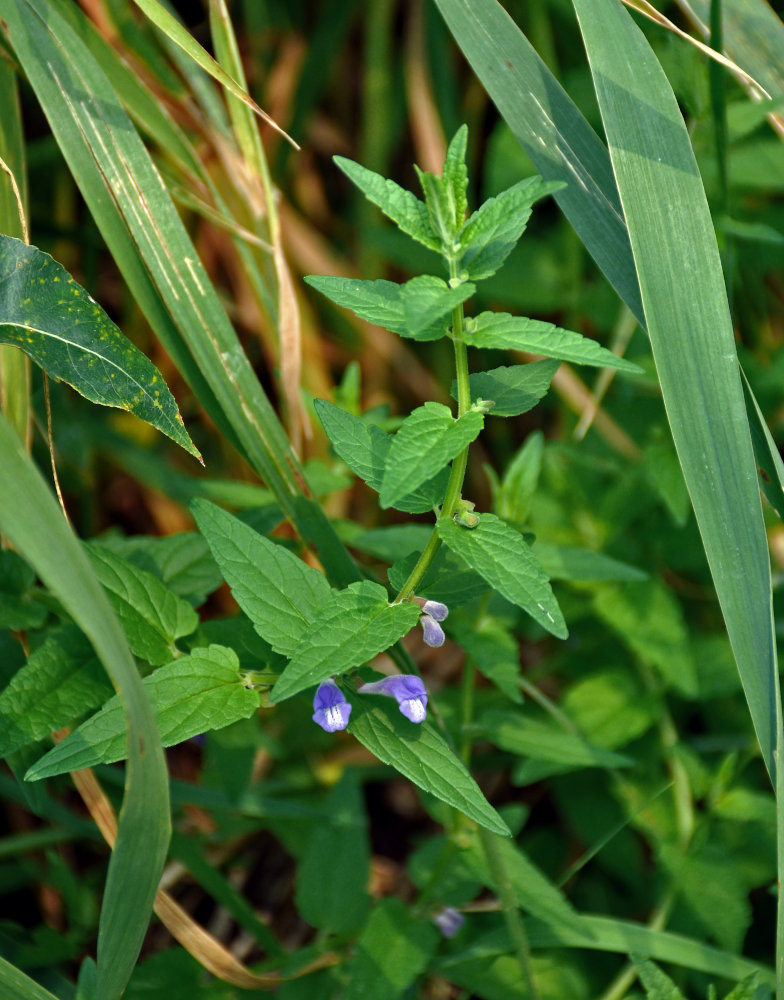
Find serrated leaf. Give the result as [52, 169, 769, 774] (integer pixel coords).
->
[458, 177, 562, 280]
[349, 697, 510, 836]
[87, 544, 199, 665]
[443, 124, 469, 231]
[0, 235, 199, 458]
[305, 274, 474, 342]
[533, 543, 648, 582]
[334, 156, 440, 251]
[388, 547, 490, 607]
[0, 626, 113, 758]
[380, 402, 484, 509]
[631, 956, 688, 1000]
[270, 581, 420, 702]
[314, 399, 449, 513]
[437, 514, 567, 638]
[416, 167, 457, 246]
[464, 311, 643, 373]
[451, 360, 559, 417]
[480, 709, 632, 770]
[26, 645, 258, 780]
[191, 498, 333, 657]
[296, 771, 370, 934]
[342, 898, 439, 1000]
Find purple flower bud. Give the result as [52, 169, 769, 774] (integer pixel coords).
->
[422, 599, 448, 622]
[433, 907, 465, 938]
[358, 674, 428, 723]
[312, 678, 352, 733]
[420, 613, 445, 647]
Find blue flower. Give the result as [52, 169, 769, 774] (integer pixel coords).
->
[422, 599, 448, 622]
[432, 907, 465, 938]
[312, 678, 352, 732]
[358, 674, 428, 723]
[420, 613, 445, 647]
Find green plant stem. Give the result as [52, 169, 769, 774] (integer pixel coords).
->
[394, 282, 473, 604]
[479, 827, 539, 1000]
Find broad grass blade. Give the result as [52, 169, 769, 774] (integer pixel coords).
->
[570, 0, 780, 780]
[0, 957, 60, 1000]
[0, 415, 170, 1000]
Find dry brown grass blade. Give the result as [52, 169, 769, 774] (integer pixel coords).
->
[68, 764, 337, 988]
[274, 235, 306, 453]
[405, 0, 447, 173]
[622, 0, 784, 139]
[550, 363, 641, 459]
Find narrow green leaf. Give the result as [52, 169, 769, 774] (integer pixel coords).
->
[0, 412, 169, 1000]
[437, 514, 567, 638]
[334, 156, 440, 251]
[463, 311, 643, 373]
[458, 176, 562, 281]
[443, 124, 469, 231]
[314, 398, 449, 513]
[270, 581, 420, 702]
[380, 402, 484, 509]
[480, 709, 632, 770]
[453, 360, 559, 417]
[0, 550, 46, 630]
[416, 167, 457, 246]
[342, 898, 439, 1000]
[495, 431, 544, 525]
[87, 544, 199, 666]
[0, 236, 199, 458]
[26, 645, 258, 780]
[349, 697, 510, 836]
[462, 835, 586, 934]
[191, 499, 333, 657]
[0, 627, 112, 757]
[0, 956, 61, 1000]
[633, 956, 688, 1000]
[533, 544, 648, 582]
[305, 274, 474, 342]
[296, 771, 370, 933]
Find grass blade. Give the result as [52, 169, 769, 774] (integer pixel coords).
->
[0, 414, 170, 1000]
[570, 0, 780, 776]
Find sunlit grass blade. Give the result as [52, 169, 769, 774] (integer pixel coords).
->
[570, 0, 780, 776]
[1, 0, 358, 587]
[0, 414, 170, 1000]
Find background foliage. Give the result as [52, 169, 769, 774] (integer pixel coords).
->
[0, 1, 783, 998]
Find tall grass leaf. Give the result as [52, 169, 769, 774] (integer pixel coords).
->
[1, 0, 358, 587]
[571, 0, 780, 779]
[0, 414, 169, 1000]
[0, 956, 61, 1000]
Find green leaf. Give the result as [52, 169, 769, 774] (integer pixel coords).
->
[0, 549, 46, 630]
[416, 167, 457, 246]
[463, 834, 586, 934]
[314, 398, 449, 513]
[724, 972, 772, 1000]
[443, 124, 469, 232]
[0, 412, 169, 1000]
[533, 543, 648, 582]
[453, 360, 559, 417]
[480, 709, 632, 771]
[571, 0, 779, 779]
[562, 669, 657, 750]
[448, 613, 523, 703]
[388, 546, 490, 608]
[630, 956, 688, 1000]
[0, 626, 113, 757]
[26, 645, 258, 780]
[463, 311, 643, 373]
[0, 235, 199, 458]
[349, 696, 510, 836]
[458, 176, 562, 280]
[305, 274, 474, 342]
[295, 771, 370, 933]
[270, 581, 420, 702]
[495, 431, 544, 525]
[0, 956, 61, 1000]
[191, 499, 333, 657]
[86, 544, 199, 666]
[380, 402, 484, 509]
[592, 581, 697, 698]
[342, 898, 439, 1000]
[437, 514, 567, 638]
[334, 156, 440, 251]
